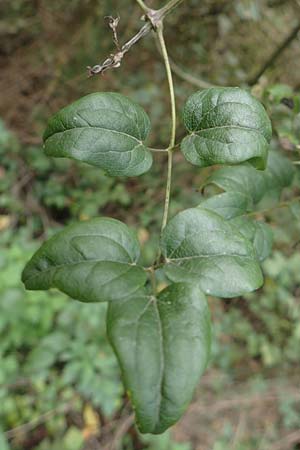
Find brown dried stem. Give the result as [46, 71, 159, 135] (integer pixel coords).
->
[87, 0, 185, 76]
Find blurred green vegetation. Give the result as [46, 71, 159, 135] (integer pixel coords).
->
[1, 0, 300, 449]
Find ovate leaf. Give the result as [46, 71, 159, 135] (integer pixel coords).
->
[204, 151, 295, 206]
[261, 150, 296, 202]
[22, 218, 146, 302]
[231, 217, 273, 262]
[204, 164, 266, 205]
[160, 208, 263, 298]
[199, 191, 273, 261]
[107, 283, 211, 434]
[43, 93, 153, 177]
[181, 87, 272, 169]
[199, 191, 252, 220]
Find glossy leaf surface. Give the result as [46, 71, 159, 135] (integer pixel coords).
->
[22, 218, 146, 302]
[107, 283, 211, 434]
[231, 217, 273, 262]
[181, 87, 272, 169]
[161, 208, 263, 298]
[199, 191, 273, 261]
[43, 93, 153, 177]
[200, 191, 252, 220]
[205, 164, 266, 205]
[261, 150, 296, 202]
[205, 151, 295, 206]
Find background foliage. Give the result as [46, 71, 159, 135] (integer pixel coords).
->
[1, 0, 300, 448]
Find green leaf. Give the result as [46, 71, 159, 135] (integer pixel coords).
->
[199, 192, 273, 261]
[181, 87, 272, 169]
[230, 217, 273, 262]
[204, 164, 266, 205]
[22, 218, 147, 302]
[204, 151, 295, 206]
[43, 92, 153, 177]
[107, 283, 211, 434]
[267, 84, 294, 104]
[262, 150, 296, 201]
[199, 191, 252, 220]
[160, 208, 263, 298]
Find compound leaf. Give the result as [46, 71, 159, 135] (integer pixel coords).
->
[22, 218, 146, 302]
[160, 208, 263, 298]
[107, 283, 211, 434]
[43, 92, 153, 177]
[181, 87, 272, 169]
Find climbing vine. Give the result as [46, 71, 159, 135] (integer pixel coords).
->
[22, 0, 296, 435]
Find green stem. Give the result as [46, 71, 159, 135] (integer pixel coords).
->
[159, 0, 185, 19]
[161, 149, 173, 231]
[136, 0, 185, 19]
[157, 24, 176, 234]
[149, 267, 157, 294]
[148, 147, 168, 153]
[135, 0, 150, 12]
[157, 24, 176, 150]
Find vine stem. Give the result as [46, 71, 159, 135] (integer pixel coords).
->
[89, 0, 186, 76]
[158, 0, 185, 19]
[149, 267, 157, 293]
[157, 23, 176, 232]
[157, 24, 176, 150]
[161, 151, 173, 231]
[135, 0, 149, 12]
[148, 147, 168, 153]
